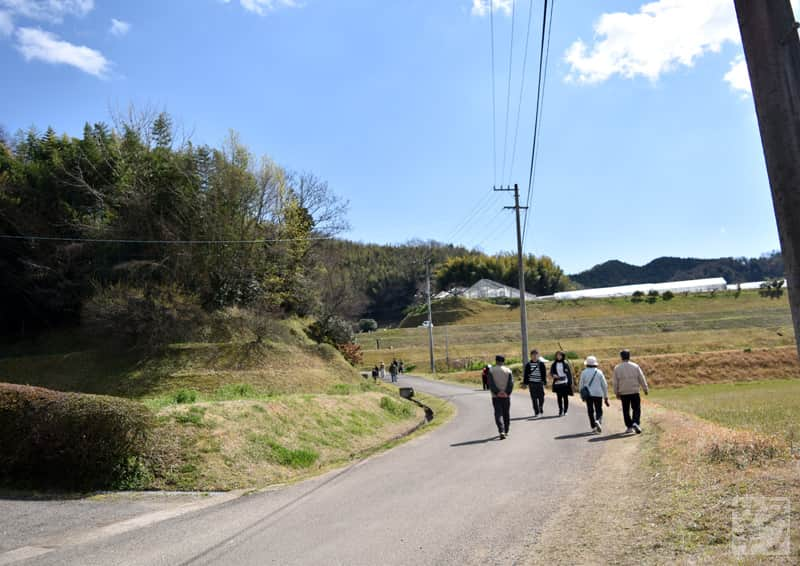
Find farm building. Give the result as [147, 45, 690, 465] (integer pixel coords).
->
[553, 277, 728, 301]
[726, 280, 785, 291]
[462, 279, 537, 301]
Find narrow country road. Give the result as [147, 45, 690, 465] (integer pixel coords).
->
[8, 376, 621, 566]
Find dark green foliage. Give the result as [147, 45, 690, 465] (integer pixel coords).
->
[631, 291, 645, 303]
[0, 383, 153, 490]
[646, 290, 660, 304]
[572, 253, 784, 288]
[358, 318, 378, 332]
[435, 253, 570, 297]
[759, 278, 785, 299]
[662, 290, 675, 301]
[174, 389, 198, 404]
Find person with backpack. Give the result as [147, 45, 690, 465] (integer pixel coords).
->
[371, 365, 379, 383]
[523, 349, 547, 417]
[550, 351, 574, 416]
[487, 355, 514, 439]
[389, 360, 399, 383]
[612, 349, 650, 434]
[579, 355, 610, 433]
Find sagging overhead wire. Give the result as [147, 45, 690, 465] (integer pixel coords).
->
[522, 0, 555, 245]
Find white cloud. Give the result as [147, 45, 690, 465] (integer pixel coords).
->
[223, 0, 299, 16]
[724, 55, 750, 95]
[0, 0, 93, 23]
[564, 0, 740, 84]
[109, 17, 129, 37]
[0, 10, 13, 36]
[471, 0, 513, 17]
[15, 26, 109, 77]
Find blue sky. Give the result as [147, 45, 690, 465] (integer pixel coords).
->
[0, 0, 786, 274]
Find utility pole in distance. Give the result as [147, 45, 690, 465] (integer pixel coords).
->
[495, 184, 530, 365]
[735, 0, 800, 358]
[426, 259, 436, 373]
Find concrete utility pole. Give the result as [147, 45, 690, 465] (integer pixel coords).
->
[495, 184, 530, 365]
[735, 0, 800, 357]
[426, 259, 436, 373]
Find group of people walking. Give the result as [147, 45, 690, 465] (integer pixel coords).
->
[371, 359, 404, 384]
[485, 349, 649, 438]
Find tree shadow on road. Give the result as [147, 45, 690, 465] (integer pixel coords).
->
[450, 436, 500, 447]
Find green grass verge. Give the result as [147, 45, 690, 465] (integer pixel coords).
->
[649, 379, 800, 443]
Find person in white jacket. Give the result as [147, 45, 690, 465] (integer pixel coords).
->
[579, 356, 610, 433]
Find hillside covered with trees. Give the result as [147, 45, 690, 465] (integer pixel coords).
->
[571, 254, 784, 289]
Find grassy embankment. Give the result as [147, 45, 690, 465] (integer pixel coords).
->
[362, 291, 799, 388]
[0, 317, 449, 491]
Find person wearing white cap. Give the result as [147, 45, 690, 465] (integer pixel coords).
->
[578, 355, 609, 433]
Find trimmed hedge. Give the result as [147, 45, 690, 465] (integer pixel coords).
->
[0, 383, 154, 490]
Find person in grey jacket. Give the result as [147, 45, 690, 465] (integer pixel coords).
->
[488, 355, 514, 439]
[612, 349, 649, 434]
[579, 356, 610, 433]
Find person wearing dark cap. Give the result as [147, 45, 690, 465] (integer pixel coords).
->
[523, 349, 547, 417]
[612, 349, 649, 434]
[487, 355, 514, 439]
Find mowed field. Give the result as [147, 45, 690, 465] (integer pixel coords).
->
[360, 291, 800, 386]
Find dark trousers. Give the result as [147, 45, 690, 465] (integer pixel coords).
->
[528, 383, 545, 414]
[585, 396, 603, 428]
[492, 397, 511, 434]
[555, 389, 569, 414]
[620, 393, 641, 428]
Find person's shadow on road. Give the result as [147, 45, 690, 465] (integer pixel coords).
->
[553, 432, 596, 440]
[588, 432, 633, 442]
[450, 436, 501, 447]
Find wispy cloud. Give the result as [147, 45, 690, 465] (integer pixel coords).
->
[223, 0, 300, 16]
[0, 0, 93, 23]
[0, 10, 13, 36]
[564, 0, 740, 85]
[724, 55, 750, 95]
[15, 26, 109, 77]
[471, 0, 513, 17]
[109, 17, 130, 37]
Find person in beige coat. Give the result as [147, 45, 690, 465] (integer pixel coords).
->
[612, 349, 649, 434]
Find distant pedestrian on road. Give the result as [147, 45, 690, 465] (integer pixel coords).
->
[481, 364, 491, 391]
[523, 349, 547, 417]
[399, 360, 405, 374]
[612, 350, 649, 434]
[550, 351, 574, 416]
[579, 356, 610, 433]
[379, 362, 385, 381]
[390, 360, 399, 383]
[488, 355, 514, 439]
[371, 365, 379, 383]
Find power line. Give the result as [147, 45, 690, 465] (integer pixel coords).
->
[490, 0, 498, 187]
[500, 0, 517, 184]
[522, 0, 555, 245]
[508, 0, 536, 186]
[446, 189, 499, 243]
[0, 234, 335, 245]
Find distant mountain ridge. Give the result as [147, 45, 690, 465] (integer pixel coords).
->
[570, 254, 784, 289]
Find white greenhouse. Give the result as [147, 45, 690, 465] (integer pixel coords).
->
[462, 279, 537, 301]
[726, 280, 785, 291]
[553, 277, 728, 301]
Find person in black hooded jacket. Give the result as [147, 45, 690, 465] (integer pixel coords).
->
[550, 351, 574, 416]
[522, 349, 547, 417]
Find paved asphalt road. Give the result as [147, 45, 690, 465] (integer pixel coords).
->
[9, 376, 620, 566]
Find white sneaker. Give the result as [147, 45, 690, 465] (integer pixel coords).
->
[632, 423, 642, 434]
[595, 423, 602, 433]
[625, 427, 634, 434]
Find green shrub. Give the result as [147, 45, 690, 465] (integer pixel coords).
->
[358, 318, 378, 332]
[174, 389, 198, 404]
[404, 364, 417, 372]
[214, 383, 256, 399]
[379, 396, 414, 418]
[0, 383, 153, 490]
[631, 291, 645, 303]
[662, 290, 675, 301]
[174, 406, 206, 426]
[248, 435, 319, 468]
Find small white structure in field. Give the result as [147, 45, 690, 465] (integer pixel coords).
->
[462, 279, 537, 301]
[554, 277, 728, 301]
